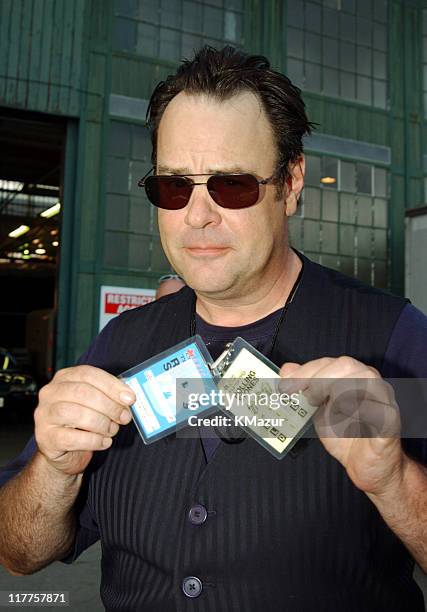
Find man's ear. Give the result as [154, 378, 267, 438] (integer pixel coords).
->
[284, 156, 305, 217]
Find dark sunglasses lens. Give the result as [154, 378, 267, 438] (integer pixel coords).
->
[145, 176, 192, 210]
[208, 174, 260, 209]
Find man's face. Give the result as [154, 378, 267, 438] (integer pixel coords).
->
[156, 91, 298, 299]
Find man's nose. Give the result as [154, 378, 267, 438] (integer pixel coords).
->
[184, 184, 222, 228]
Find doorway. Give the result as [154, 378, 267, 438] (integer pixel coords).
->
[0, 108, 66, 421]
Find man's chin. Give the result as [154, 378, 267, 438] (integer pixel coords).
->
[184, 276, 235, 296]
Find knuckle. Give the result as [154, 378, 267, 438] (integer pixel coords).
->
[84, 411, 109, 435]
[53, 367, 70, 380]
[366, 365, 380, 378]
[55, 364, 98, 384]
[74, 407, 90, 430]
[336, 355, 357, 373]
[109, 421, 120, 436]
[100, 415, 113, 435]
[90, 433, 106, 450]
[73, 381, 91, 404]
[80, 431, 103, 451]
[33, 404, 43, 426]
[321, 357, 334, 366]
[37, 383, 50, 403]
[34, 401, 53, 429]
[76, 364, 99, 382]
[115, 404, 125, 421]
[103, 400, 123, 423]
[279, 363, 298, 377]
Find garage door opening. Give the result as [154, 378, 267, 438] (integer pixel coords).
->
[0, 108, 66, 421]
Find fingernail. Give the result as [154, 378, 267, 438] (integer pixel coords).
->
[120, 409, 132, 424]
[120, 391, 135, 405]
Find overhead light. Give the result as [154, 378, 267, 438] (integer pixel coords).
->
[35, 248, 46, 255]
[8, 225, 30, 238]
[32, 238, 40, 244]
[23, 249, 30, 255]
[50, 229, 59, 236]
[0, 180, 24, 191]
[52, 241, 59, 247]
[320, 176, 336, 185]
[40, 202, 61, 218]
[36, 184, 60, 191]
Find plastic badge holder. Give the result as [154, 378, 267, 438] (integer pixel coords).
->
[120, 335, 218, 445]
[213, 337, 318, 460]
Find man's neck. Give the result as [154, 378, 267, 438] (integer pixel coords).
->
[195, 249, 302, 327]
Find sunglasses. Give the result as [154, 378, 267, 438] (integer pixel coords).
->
[158, 274, 182, 284]
[138, 168, 276, 210]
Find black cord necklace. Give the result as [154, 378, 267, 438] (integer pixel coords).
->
[262, 263, 304, 360]
[190, 262, 304, 444]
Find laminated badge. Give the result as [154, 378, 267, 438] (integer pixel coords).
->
[120, 335, 217, 445]
[212, 337, 318, 460]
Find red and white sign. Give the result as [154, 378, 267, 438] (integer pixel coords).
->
[99, 285, 155, 331]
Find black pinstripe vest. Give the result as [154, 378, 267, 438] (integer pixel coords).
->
[82, 253, 422, 612]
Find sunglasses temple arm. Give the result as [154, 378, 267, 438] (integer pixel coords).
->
[138, 166, 155, 187]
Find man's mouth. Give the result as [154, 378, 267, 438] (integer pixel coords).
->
[184, 246, 230, 256]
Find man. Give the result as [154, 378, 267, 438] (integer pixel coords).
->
[155, 274, 186, 299]
[1, 46, 427, 612]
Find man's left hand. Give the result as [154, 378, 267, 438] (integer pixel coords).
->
[279, 357, 405, 497]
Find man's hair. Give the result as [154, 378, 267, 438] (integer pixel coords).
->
[146, 45, 314, 197]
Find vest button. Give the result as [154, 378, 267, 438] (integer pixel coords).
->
[188, 504, 208, 525]
[182, 576, 203, 598]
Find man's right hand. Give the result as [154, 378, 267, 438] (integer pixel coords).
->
[34, 365, 136, 476]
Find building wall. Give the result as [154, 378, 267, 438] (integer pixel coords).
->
[0, 0, 85, 116]
[0, 0, 425, 365]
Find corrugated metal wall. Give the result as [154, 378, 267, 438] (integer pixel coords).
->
[0, 0, 86, 115]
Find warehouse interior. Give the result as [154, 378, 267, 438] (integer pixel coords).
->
[0, 108, 66, 389]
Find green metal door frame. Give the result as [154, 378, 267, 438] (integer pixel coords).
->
[55, 118, 78, 371]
